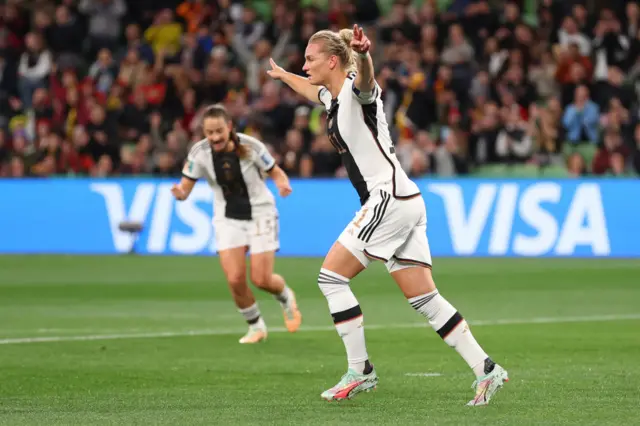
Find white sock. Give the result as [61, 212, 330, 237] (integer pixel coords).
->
[318, 268, 369, 373]
[274, 285, 292, 307]
[238, 303, 266, 330]
[409, 290, 489, 378]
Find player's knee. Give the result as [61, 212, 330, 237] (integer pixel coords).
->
[250, 270, 271, 289]
[317, 268, 349, 297]
[226, 273, 247, 293]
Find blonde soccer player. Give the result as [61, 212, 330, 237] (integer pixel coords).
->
[171, 104, 302, 344]
[267, 25, 508, 405]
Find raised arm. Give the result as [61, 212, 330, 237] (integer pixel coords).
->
[267, 58, 323, 105]
[350, 25, 375, 95]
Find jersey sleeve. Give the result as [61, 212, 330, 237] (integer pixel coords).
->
[318, 86, 332, 109]
[352, 80, 381, 105]
[182, 146, 206, 181]
[239, 133, 276, 172]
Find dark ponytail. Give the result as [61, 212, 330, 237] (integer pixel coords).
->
[201, 104, 249, 158]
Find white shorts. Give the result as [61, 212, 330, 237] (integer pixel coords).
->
[213, 213, 279, 254]
[337, 189, 432, 272]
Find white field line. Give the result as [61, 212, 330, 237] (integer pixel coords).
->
[405, 373, 443, 377]
[1, 313, 639, 346]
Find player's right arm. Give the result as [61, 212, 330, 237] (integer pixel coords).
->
[267, 58, 324, 105]
[171, 176, 196, 201]
[172, 152, 204, 201]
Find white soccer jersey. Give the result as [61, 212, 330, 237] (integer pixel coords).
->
[182, 133, 277, 221]
[318, 72, 420, 205]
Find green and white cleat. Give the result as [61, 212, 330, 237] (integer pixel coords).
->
[321, 368, 379, 401]
[467, 364, 509, 406]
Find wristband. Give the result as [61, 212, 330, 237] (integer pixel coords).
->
[357, 52, 369, 59]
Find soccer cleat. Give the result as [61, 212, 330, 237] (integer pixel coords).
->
[282, 289, 302, 332]
[238, 327, 267, 344]
[467, 364, 509, 406]
[321, 368, 379, 401]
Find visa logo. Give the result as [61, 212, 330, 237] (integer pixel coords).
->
[428, 183, 610, 256]
[90, 183, 217, 254]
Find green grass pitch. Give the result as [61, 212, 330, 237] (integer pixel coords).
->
[1, 255, 639, 425]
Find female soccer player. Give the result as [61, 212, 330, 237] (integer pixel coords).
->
[267, 25, 508, 405]
[171, 104, 302, 344]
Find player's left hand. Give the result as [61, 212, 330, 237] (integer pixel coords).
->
[171, 184, 186, 201]
[351, 24, 371, 54]
[277, 182, 292, 198]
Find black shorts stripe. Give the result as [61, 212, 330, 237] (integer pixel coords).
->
[357, 193, 384, 240]
[393, 256, 432, 269]
[364, 249, 388, 262]
[182, 173, 197, 182]
[437, 312, 464, 339]
[332, 305, 362, 324]
[361, 191, 390, 243]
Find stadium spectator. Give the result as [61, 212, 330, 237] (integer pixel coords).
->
[562, 85, 600, 144]
[78, 0, 127, 58]
[0, 0, 638, 179]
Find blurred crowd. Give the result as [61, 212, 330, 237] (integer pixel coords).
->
[0, 0, 639, 179]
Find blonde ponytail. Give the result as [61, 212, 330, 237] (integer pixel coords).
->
[338, 28, 358, 72]
[309, 28, 358, 73]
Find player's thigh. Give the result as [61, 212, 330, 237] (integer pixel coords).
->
[214, 218, 250, 254]
[214, 218, 250, 286]
[387, 223, 436, 298]
[218, 246, 248, 288]
[249, 250, 275, 288]
[339, 190, 413, 267]
[322, 240, 366, 280]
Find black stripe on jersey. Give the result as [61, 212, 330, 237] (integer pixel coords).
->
[212, 150, 252, 220]
[360, 102, 421, 201]
[182, 173, 197, 182]
[318, 87, 328, 103]
[254, 164, 265, 180]
[352, 84, 378, 100]
[347, 72, 356, 80]
[327, 100, 370, 205]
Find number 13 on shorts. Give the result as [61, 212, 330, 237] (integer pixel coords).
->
[251, 215, 280, 254]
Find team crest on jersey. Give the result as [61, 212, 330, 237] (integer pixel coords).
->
[222, 161, 234, 180]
